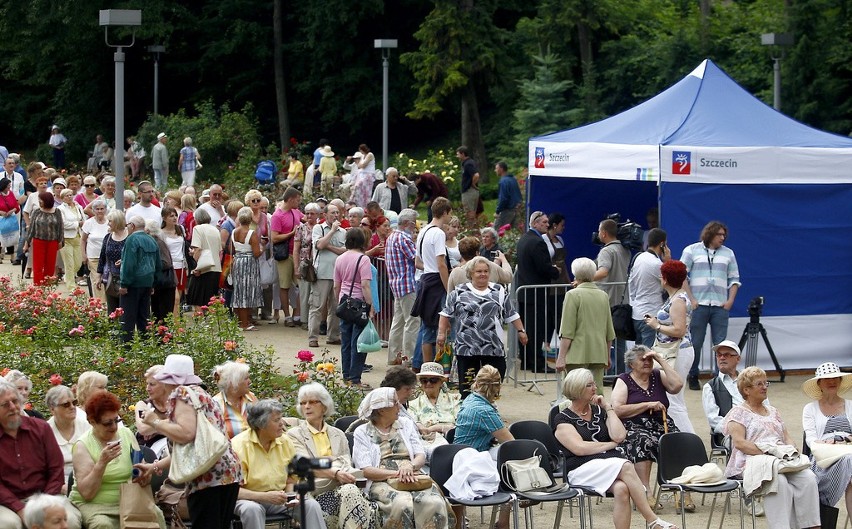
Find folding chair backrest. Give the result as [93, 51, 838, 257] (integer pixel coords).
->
[657, 432, 710, 483]
[802, 431, 812, 457]
[496, 439, 556, 492]
[430, 444, 469, 495]
[346, 432, 355, 456]
[509, 420, 563, 470]
[547, 405, 560, 429]
[334, 415, 359, 432]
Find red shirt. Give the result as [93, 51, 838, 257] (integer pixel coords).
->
[0, 416, 65, 512]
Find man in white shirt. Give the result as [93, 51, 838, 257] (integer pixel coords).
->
[628, 228, 670, 347]
[124, 181, 162, 224]
[308, 204, 346, 348]
[197, 184, 225, 227]
[701, 340, 744, 437]
[413, 197, 452, 366]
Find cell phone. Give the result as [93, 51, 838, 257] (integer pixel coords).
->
[107, 440, 121, 447]
[643, 314, 652, 319]
[490, 251, 498, 258]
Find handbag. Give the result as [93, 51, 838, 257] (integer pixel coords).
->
[272, 210, 294, 261]
[811, 441, 852, 469]
[194, 248, 216, 273]
[500, 453, 553, 492]
[0, 214, 17, 235]
[119, 481, 161, 529]
[612, 252, 640, 341]
[300, 260, 318, 283]
[104, 265, 121, 298]
[169, 387, 229, 484]
[388, 474, 434, 492]
[220, 234, 235, 289]
[652, 337, 682, 368]
[183, 239, 197, 272]
[335, 255, 369, 326]
[259, 251, 277, 288]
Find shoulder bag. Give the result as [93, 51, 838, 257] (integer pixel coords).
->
[169, 387, 229, 484]
[500, 452, 553, 493]
[272, 211, 294, 261]
[388, 474, 434, 492]
[335, 254, 369, 327]
[611, 252, 641, 341]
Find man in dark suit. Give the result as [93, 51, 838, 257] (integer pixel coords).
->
[515, 211, 559, 371]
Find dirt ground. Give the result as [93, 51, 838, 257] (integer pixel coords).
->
[246, 321, 850, 529]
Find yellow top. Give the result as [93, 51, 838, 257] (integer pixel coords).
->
[288, 160, 304, 182]
[231, 429, 295, 492]
[306, 421, 332, 457]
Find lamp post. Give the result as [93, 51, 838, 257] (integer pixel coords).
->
[374, 39, 398, 173]
[147, 45, 165, 116]
[760, 32, 794, 111]
[100, 9, 142, 211]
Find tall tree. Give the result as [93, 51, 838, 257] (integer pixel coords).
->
[273, 0, 290, 149]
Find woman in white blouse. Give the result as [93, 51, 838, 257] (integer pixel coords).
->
[58, 189, 85, 290]
[45, 385, 91, 493]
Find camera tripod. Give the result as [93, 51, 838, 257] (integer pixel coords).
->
[738, 311, 786, 382]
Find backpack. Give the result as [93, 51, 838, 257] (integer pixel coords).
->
[255, 160, 277, 184]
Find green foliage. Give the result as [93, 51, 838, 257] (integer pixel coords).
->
[0, 280, 279, 418]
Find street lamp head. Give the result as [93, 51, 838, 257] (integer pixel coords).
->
[373, 39, 398, 49]
[760, 33, 793, 47]
[99, 10, 142, 26]
[147, 45, 166, 54]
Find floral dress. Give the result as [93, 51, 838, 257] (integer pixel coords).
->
[618, 369, 678, 464]
[364, 423, 452, 529]
[168, 385, 242, 494]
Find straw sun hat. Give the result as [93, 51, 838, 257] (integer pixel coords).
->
[801, 362, 852, 400]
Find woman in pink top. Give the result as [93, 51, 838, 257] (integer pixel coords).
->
[75, 175, 99, 215]
[333, 227, 373, 389]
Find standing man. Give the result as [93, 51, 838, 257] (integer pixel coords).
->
[593, 218, 631, 374]
[271, 187, 304, 327]
[385, 208, 420, 365]
[198, 184, 226, 227]
[411, 172, 448, 222]
[412, 197, 452, 365]
[124, 181, 162, 224]
[681, 220, 740, 390]
[309, 203, 346, 348]
[515, 211, 559, 372]
[0, 379, 82, 529]
[48, 125, 67, 169]
[494, 161, 522, 229]
[151, 132, 169, 190]
[455, 146, 479, 226]
[628, 228, 670, 347]
[371, 167, 415, 214]
[119, 216, 161, 343]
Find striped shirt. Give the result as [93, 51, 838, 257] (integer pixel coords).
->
[681, 242, 741, 306]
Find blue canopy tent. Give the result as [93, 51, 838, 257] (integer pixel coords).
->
[527, 59, 852, 370]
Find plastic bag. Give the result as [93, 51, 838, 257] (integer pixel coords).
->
[357, 321, 382, 353]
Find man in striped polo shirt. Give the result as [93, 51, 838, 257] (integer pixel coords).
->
[680, 220, 741, 390]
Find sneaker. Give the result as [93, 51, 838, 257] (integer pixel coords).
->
[688, 375, 700, 391]
[309, 340, 320, 347]
[326, 339, 342, 345]
[363, 364, 373, 373]
[284, 318, 296, 328]
[380, 340, 388, 348]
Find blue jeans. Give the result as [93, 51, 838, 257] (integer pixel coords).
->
[412, 325, 425, 369]
[633, 318, 656, 348]
[340, 319, 367, 384]
[607, 339, 627, 376]
[689, 305, 730, 377]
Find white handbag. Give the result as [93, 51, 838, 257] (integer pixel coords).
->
[500, 453, 553, 492]
[169, 387, 229, 484]
[194, 248, 216, 273]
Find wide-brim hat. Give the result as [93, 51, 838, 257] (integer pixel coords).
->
[321, 146, 334, 157]
[154, 354, 202, 385]
[416, 362, 448, 380]
[802, 362, 852, 400]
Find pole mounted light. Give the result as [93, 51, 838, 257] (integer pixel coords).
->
[100, 9, 142, 211]
[760, 32, 794, 112]
[374, 39, 398, 174]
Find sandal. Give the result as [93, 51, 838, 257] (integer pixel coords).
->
[647, 495, 663, 512]
[649, 518, 678, 529]
[674, 491, 696, 513]
[241, 325, 258, 332]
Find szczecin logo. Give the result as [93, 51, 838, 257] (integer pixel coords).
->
[672, 151, 691, 175]
[534, 147, 545, 169]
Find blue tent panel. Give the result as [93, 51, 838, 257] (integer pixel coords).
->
[527, 176, 657, 264]
[661, 182, 852, 317]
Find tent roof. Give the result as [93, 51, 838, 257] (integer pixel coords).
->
[532, 59, 852, 148]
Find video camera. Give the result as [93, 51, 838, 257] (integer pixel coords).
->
[288, 455, 332, 478]
[748, 296, 764, 318]
[591, 213, 644, 251]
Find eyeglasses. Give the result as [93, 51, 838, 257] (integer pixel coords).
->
[299, 399, 321, 406]
[99, 417, 121, 427]
[420, 378, 442, 385]
[84, 184, 96, 188]
[57, 400, 78, 409]
[715, 351, 738, 359]
[751, 381, 771, 388]
[250, 199, 262, 204]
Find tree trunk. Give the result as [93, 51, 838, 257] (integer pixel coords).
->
[273, 0, 290, 151]
[577, 20, 596, 109]
[461, 83, 488, 183]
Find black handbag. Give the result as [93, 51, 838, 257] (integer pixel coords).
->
[335, 255, 369, 327]
[273, 211, 294, 261]
[611, 252, 640, 341]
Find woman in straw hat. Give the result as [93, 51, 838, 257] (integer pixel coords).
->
[802, 361, 852, 514]
[408, 362, 459, 438]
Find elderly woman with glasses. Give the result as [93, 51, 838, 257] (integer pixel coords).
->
[288, 383, 377, 529]
[231, 399, 325, 529]
[45, 385, 90, 491]
[4, 370, 44, 419]
[408, 362, 459, 438]
[725, 366, 820, 529]
[212, 360, 257, 439]
[353, 387, 452, 529]
[293, 202, 321, 328]
[75, 371, 108, 421]
[69, 390, 166, 529]
[133, 365, 170, 457]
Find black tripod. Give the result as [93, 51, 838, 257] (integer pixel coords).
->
[737, 299, 785, 382]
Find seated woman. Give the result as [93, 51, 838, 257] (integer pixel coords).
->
[725, 366, 820, 529]
[75, 371, 108, 421]
[45, 385, 91, 492]
[555, 369, 679, 529]
[230, 399, 325, 529]
[212, 360, 257, 438]
[346, 366, 419, 432]
[352, 387, 452, 529]
[133, 365, 170, 458]
[802, 362, 852, 516]
[408, 362, 460, 438]
[69, 390, 166, 529]
[4, 370, 45, 419]
[287, 383, 377, 529]
[611, 345, 683, 510]
[23, 494, 74, 529]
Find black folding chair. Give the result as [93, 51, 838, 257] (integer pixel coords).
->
[430, 444, 514, 529]
[655, 432, 744, 529]
[497, 439, 581, 529]
[333, 414, 359, 432]
[508, 420, 566, 482]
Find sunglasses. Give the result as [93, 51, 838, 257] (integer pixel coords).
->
[99, 417, 121, 427]
[250, 198, 262, 204]
[420, 377, 442, 384]
[715, 352, 737, 359]
[84, 184, 96, 188]
[57, 399, 79, 409]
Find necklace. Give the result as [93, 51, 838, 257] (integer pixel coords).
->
[630, 371, 656, 398]
[571, 404, 592, 417]
[375, 423, 394, 436]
